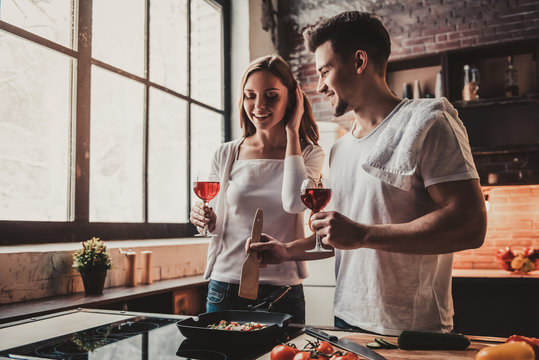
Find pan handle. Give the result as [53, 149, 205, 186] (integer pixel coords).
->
[248, 286, 291, 311]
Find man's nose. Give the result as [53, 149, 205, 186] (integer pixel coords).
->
[316, 77, 327, 94]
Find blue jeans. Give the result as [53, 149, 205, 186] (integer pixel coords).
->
[206, 280, 305, 324]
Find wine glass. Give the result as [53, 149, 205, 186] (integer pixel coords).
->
[300, 177, 332, 252]
[192, 171, 220, 237]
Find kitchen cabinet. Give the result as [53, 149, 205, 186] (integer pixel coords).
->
[93, 284, 206, 316]
[452, 275, 539, 338]
[304, 257, 336, 326]
[387, 38, 539, 185]
[387, 38, 539, 102]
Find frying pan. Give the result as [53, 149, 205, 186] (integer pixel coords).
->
[176, 286, 293, 343]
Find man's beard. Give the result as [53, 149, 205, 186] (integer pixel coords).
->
[333, 98, 348, 117]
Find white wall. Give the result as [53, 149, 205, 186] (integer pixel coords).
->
[248, 0, 278, 60]
[230, 0, 277, 140]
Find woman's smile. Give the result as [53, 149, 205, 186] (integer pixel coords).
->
[253, 112, 272, 121]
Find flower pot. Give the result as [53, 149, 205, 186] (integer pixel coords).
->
[80, 269, 107, 295]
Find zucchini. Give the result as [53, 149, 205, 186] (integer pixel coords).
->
[375, 337, 399, 349]
[397, 330, 470, 350]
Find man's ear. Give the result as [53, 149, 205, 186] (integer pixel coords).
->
[355, 50, 368, 74]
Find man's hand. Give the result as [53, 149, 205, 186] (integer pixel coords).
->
[311, 211, 367, 250]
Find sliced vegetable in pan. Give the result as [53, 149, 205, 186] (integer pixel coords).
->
[207, 319, 268, 331]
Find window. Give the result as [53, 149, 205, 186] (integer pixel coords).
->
[0, 0, 230, 244]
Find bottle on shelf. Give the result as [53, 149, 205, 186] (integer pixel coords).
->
[435, 71, 443, 98]
[402, 83, 412, 99]
[462, 64, 480, 101]
[505, 56, 519, 98]
[413, 80, 421, 99]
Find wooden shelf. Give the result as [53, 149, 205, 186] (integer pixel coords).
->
[0, 275, 208, 324]
[387, 37, 539, 103]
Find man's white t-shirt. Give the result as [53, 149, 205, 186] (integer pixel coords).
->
[330, 99, 479, 335]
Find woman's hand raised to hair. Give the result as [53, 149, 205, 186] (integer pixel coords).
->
[286, 82, 304, 134]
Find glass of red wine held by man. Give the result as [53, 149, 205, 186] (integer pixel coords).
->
[300, 177, 332, 252]
[192, 171, 220, 237]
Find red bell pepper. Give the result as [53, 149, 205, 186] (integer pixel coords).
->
[507, 335, 539, 360]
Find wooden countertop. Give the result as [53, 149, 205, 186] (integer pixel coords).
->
[257, 330, 504, 359]
[452, 269, 539, 278]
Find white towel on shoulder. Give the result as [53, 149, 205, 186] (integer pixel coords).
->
[362, 97, 466, 191]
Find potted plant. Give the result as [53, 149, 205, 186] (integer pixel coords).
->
[73, 237, 112, 295]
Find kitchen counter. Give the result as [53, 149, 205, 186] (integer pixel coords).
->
[452, 269, 539, 278]
[0, 309, 504, 360]
[0, 275, 208, 324]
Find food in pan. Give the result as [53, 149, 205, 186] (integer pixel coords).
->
[207, 320, 268, 331]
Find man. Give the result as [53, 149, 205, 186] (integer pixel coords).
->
[250, 11, 487, 335]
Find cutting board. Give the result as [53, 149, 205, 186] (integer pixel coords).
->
[340, 333, 499, 359]
[256, 331, 505, 359]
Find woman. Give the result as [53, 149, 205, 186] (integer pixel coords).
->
[189, 54, 324, 323]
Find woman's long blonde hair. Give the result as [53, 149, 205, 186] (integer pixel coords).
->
[239, 54, 319, 145]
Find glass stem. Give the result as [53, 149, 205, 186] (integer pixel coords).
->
[203, 201, 209, 236]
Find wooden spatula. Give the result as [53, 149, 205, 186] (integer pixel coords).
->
[238, 208, 263, 300]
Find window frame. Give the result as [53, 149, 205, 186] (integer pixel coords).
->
[0, 0, 231, 245]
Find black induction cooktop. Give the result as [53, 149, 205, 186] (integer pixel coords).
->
[0, 311, 304, 360]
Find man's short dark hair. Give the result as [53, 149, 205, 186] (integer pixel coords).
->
[303, 11, 391, 73]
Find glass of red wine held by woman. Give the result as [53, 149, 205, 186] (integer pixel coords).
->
[192, 171, 220, 237]
[300, 177, 332, 252]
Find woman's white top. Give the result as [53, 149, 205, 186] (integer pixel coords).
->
[204, 138, 324, 285]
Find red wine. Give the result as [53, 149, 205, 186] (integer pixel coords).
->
[301, 188, 332, 213]
[193, 181, 220, 202]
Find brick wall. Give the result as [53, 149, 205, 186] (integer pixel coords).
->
[277, 0, 539, 270]
[453, 185, 539, 269]
[278, 0, 539, 124]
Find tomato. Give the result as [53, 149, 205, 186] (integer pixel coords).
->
[496, 247, 515, 262]
[293, 352, 317, 360]
[316, 341, 334, 355]
[506, 335, 539, 360]
[292, 352, 312, 360]
[527, 248, 539, 262]
[270, 344, 300, 360]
